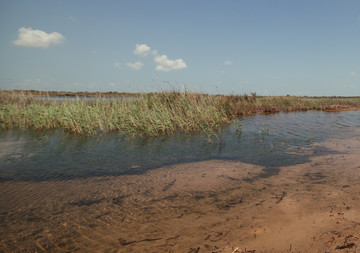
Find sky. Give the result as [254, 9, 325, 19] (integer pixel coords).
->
[0, 0, 360, 96]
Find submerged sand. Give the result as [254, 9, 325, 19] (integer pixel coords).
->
[1, 137, 360, 252]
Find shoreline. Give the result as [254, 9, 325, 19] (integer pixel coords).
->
[1, 137, 360, 252]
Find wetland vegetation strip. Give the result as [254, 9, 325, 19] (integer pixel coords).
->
[1, 89, 359, 138]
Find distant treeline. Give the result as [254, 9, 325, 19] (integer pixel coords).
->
[2, 89, 138, 97]
[2, 89, 360, 99]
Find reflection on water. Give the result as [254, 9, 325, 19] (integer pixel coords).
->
[0, 110, 360, 252]
[1, 111, 359, 182]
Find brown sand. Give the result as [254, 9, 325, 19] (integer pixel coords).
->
[1, 137, 360, 252]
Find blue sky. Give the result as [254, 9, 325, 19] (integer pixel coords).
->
[0, 0, 359, 96]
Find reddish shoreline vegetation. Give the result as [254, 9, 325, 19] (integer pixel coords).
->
[1, 89, 360, 138]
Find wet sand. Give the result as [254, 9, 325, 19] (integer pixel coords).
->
[1, 137, 360, 252]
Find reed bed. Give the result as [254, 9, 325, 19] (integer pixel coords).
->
[1, 90, 359, 138]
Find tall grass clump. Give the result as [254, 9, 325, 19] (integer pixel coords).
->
[0, 90, 231, 138]
[117, 91, 231, 137]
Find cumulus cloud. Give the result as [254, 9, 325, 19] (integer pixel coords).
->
[154, 54, 187, 72]
[126, 61, 143, 70]
[130, 43, 187, 72]
[133, 44, 151, 57]
[114, 62, 121, 69]
[224, 60, 232, 65]
[13, 27, 65, 48]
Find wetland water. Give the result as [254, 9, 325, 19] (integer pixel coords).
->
[0, 111, 360, 252]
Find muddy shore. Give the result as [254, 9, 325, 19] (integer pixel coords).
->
[1, 135, 360, 252]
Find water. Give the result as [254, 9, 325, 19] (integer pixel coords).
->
[1, 111, 359, 182]
[0, 110, 359, 252]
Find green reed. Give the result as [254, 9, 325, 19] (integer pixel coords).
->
[0, 91, 230, 138]
[0, 90, 359, 138]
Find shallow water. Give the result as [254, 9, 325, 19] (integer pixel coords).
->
[1, 111, 359, 182]
[0, 110, 359, 252]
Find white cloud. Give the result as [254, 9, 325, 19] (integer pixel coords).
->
[68, 16, 78, 22]
[13, 27, 65, 48]
[154, 54, 187, 72]
[114, 62, 121, 69]
[129, 43, 188, 72]
[224, 60, 232, 65]
[133, 44, 151, 57]
[350, 71, 356, 76]
[126, 61, 143, 70]
[109, 82, 115, 87]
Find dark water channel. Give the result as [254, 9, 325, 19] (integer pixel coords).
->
[1, 110, 359, 182]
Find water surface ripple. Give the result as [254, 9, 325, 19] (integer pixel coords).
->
[0, 110, 359, 182]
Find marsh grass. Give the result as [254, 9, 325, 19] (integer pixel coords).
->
[255, 96, 359, 112]
[0, 90, 230, 138]
[1, 90, 359, 138]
